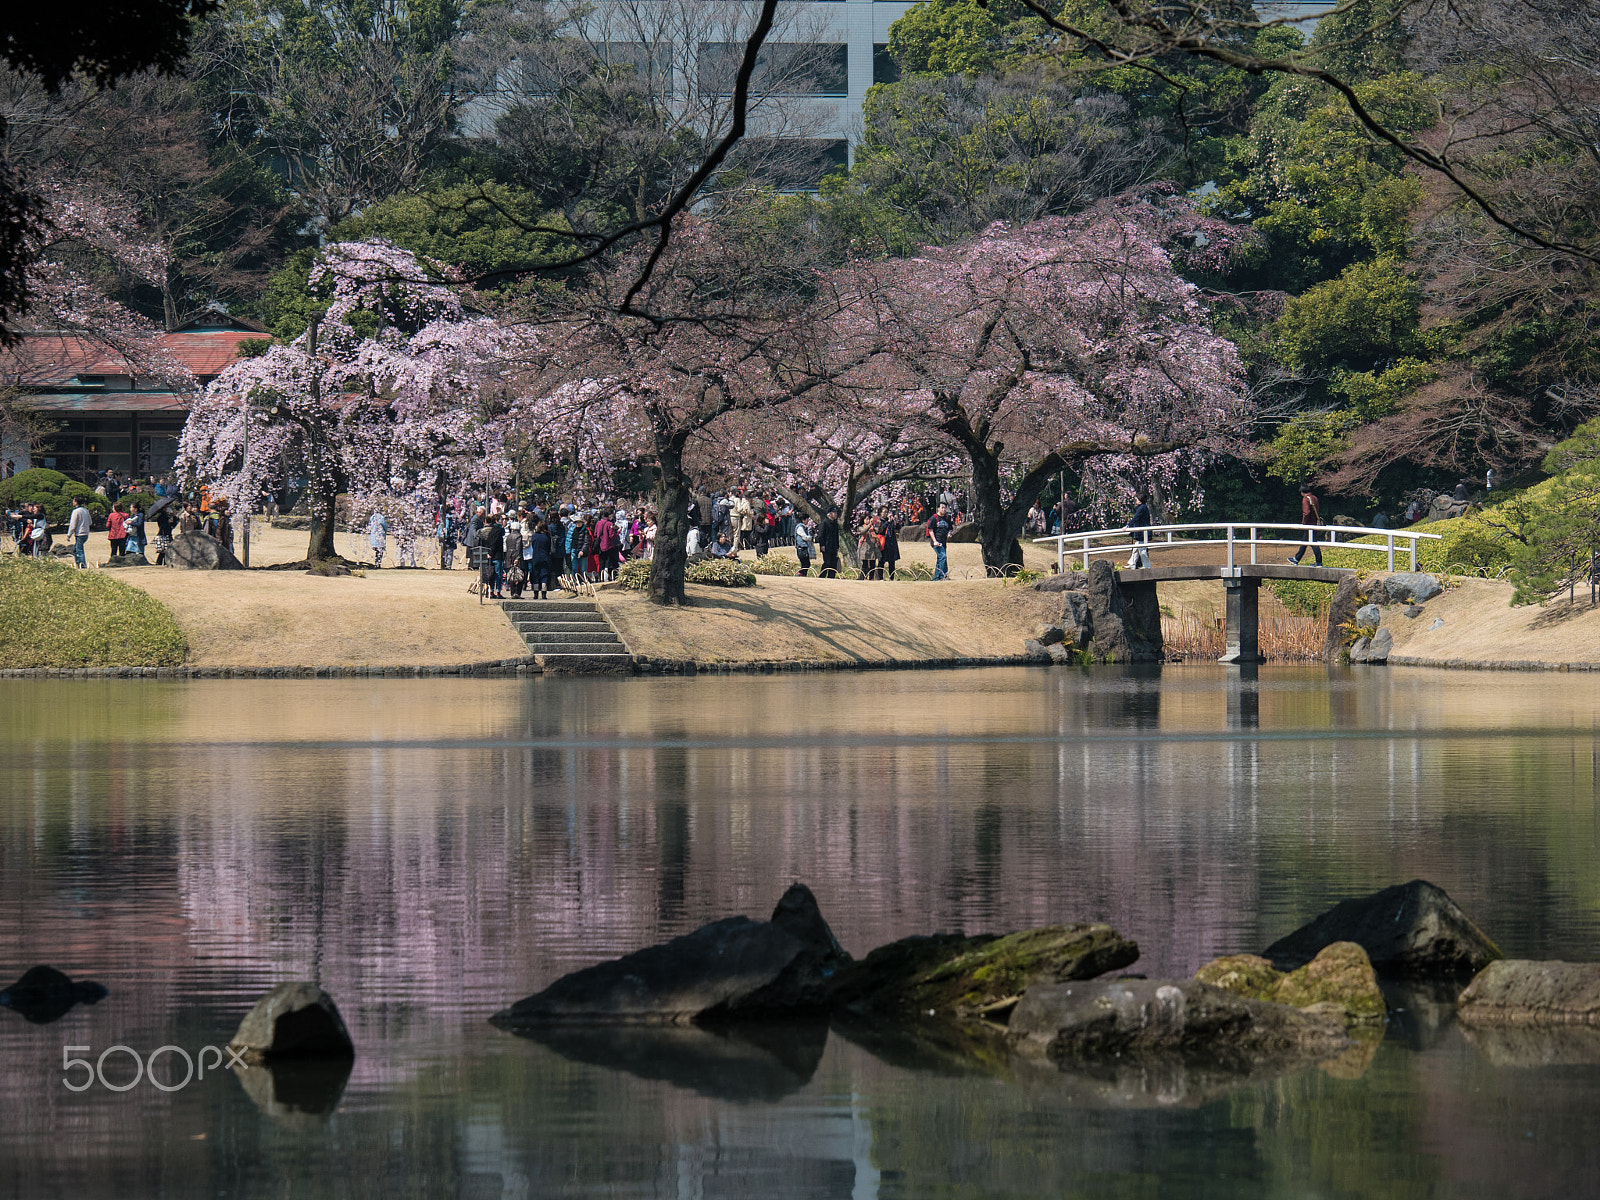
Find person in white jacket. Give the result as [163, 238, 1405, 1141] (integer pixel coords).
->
[67, 501, 92, 568]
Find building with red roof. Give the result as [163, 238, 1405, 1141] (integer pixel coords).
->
[6, 314, 264, 482]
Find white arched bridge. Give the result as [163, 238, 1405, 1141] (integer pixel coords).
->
[1032, 522, 1443, 663]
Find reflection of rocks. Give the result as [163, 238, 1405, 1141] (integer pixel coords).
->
[235, 1057, 352, 1127]
[491, 884, 849, 1026]
[827, 924, 1139, 1020]
[1263, 879, 1500, 978]
[829, 1010, 1013, 1079]
[229, 982, 355, 1063]
[1461, 1022, 1600, 1068]
[1011, 1051, 1338, 1109]
[1008, 979, 1350, 1069]
[0, 965, 108, 1024]
[519, 1020, 830, 1102]
[1380, 980, 1459, 1051]
[1318, 1028, 1383, 1080]
[1196, 942, 1386, 1024]
[1457, 960, 1600, 1024]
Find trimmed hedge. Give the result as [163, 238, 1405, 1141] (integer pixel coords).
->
[0, 556, 187, 667]
[0, 468, 109, 526]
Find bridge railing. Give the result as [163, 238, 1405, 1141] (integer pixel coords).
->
[1033, 522, 1444, 574]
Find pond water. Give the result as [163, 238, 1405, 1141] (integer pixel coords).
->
[3, 666, 1600, 1199]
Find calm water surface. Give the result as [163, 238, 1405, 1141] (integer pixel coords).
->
[3, 666, 1600, 1198]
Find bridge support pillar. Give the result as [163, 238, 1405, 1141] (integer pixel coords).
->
[1218, 577, 1263, 664]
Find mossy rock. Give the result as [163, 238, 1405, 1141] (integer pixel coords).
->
[1195, 942, 1385, 1025]
[827, 924, 1140, 1019]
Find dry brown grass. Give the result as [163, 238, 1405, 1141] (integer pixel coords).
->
[1162, 610, 1328, 662]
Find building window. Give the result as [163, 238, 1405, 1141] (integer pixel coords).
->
[873, 44, 899, 85]
[524, 41, 673, 95]
[698, 42, 848, 97]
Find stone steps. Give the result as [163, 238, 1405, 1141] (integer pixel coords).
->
[500, 599, 632, 671]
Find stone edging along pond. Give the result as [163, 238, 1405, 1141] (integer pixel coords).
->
[1387, 655, 1600, 672]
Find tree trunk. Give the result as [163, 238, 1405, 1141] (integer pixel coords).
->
[650, 437, 690, 606]
[968, 446, 1025, 571]
[307, 482, 338, 561]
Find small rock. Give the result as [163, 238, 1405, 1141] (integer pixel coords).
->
[1458, 960, 1600, 1025]
[827, 924, 1139, 1020]
[228, 982, 355, 1062]
[1197, 943, 1386, 1024]
[1365, 628, 1393, 663]
[1429, 617, 1444, 631]
[1263, 879, 1500, 978]
[1375, 572, 1442, 604]
[1037, 625, 1066, 647]
[0, 965, 109, 1024]
[1405, 605, 1424, 619]
[491, 884, 850, 1026]
[1046, 643, 1078, 664]
[1349, 636, 1371, 663]
[100, 553, 150, 568]
[1355, 604, 1382, 628]
[1008, 978, 1350, 1066]
[1022, 638, 1052, 662]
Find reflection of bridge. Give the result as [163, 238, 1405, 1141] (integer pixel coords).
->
[1033, 523, 1442, 664]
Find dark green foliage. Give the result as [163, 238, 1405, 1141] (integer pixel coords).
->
[0, 469, 109, 525]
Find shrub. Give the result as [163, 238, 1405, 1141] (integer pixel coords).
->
[0, 468, 109, 526]
[1266, 579, 1335, 615]
[121, 490, 157, 515]
[1005, 567, 1046, 585]
[0, 556, 187, 667]
[617, 558, 653, 591]
[686, 557, 757, 587]
[894, 561, 935, 581]
[751, 553, 798, 576]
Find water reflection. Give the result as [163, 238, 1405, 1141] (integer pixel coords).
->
[3, 666, 1600, 1197]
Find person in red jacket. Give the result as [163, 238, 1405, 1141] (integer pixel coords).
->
[107, 504, 128, 557]
[593, 506, 620, 581]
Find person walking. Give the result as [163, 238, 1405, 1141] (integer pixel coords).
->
[503, 515, 526, 598]
[67, 499, 91, 568]
[857, 513, 880, 580]
[819, 508, 841, 578]
[481, 512, 506, 598]
[880, 513, 901, 581]
[1126, 492, 1152, 569]
[366, 507, 389, 568]
[526, 520, 553, 599]
[929, 504, 951, 581]
[594, 506, 620, 580]
[1288, 483, 1323, 566]
[124, 503, 145, 557]
[793, 516, 814, 575]
[107, 503, 128, 558]
[438, 510, 458, 569]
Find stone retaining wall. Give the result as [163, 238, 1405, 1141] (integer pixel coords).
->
[0, 658, 540, 679]
[1389, 655, 1600, 672]
[632, 654, 1042, 675]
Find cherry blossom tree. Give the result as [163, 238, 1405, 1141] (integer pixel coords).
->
[179, 239, 530, 562]
[507, 218, 844, 604]
[832, 190, 1255, 570]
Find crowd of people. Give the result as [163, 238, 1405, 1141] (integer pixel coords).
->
[424, 484, 978, 597]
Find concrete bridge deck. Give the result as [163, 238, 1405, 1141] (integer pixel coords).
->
[1120, 564, 1350, 585]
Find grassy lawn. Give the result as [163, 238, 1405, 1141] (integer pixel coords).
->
[0, 556, 187, 668]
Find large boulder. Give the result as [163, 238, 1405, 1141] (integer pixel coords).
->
[1355, 603, 1382, 628]
[948, 523, 981, 543]
[1032, 571, 1091, 594]
[1457, 960, 1600, 1025]
[1083, 560, 1160, 663]
[1350, 628, 1393, 664]
[1061, 591, 1092, 650]
[1195, 942, 1385, 1024]
[1008, 978, 1350, 1068]
[166, 531, 243, 570]
[826, 924, 1139, 1021]
[0, 965, 108, 1024]
[1373, 572, 1442, 605]
[1324, 575, 1364, 661]
[229, 982, 355, 1063]
[490, 884, 850, 1027]
[100, 553, 150, 568]
[1263, 879, 1501, 978]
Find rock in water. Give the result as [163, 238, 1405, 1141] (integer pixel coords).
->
[826, 924, 1139, 1019]
[1196, 943, 1385, 1024]
[1262, 879, 1500, 977]
[1457, 960, 1600, 1024]
[1083, 561, 1160, 663]
[166, 532, 243, 570]
[1022, 638, 1053, 663]
[1008, 978, 1350, 1067]
[1325, 575, 1364, 662]
[0, 965, 109, 1024]
[491, 884, 851, 1027]
[229, 982, 355, 1062]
